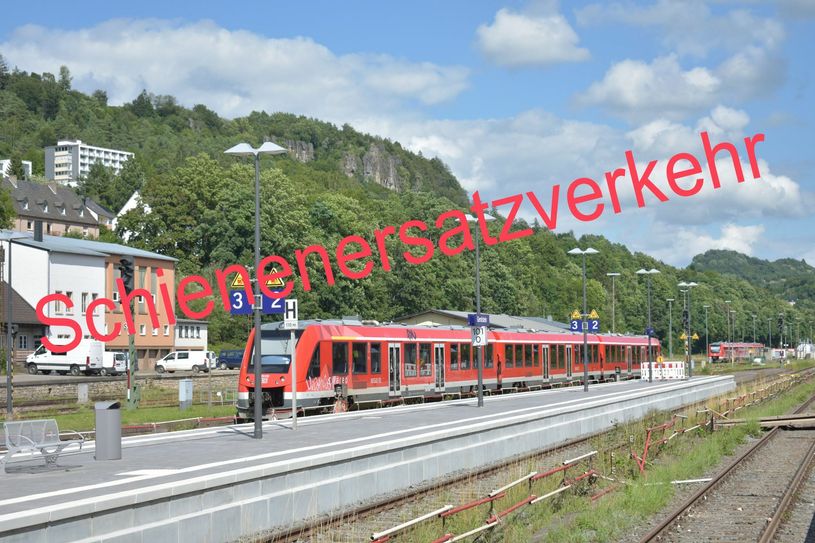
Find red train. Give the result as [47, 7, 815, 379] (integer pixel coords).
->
[236, 320, 660, 419]
[708, 342, 764, 362]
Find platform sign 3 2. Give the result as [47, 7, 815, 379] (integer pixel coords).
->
[569, 309, 600, 332]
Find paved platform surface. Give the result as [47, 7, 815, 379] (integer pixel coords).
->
[0, 377, 733, 541]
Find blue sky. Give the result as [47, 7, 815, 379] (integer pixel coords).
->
[2, 0, 814, 266]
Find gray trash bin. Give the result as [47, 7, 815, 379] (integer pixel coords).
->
[94, 401, 122, 461]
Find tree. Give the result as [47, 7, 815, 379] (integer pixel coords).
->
[0, 186, 15, 229]
[0, 54, 8, 90]
[58, 66, 72, 91]
[92, 89, 108, 106]
[8, 155, 26, 179]
[128, 90, 154, 117]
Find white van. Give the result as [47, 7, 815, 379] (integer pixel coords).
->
[155, 350, 212, 374]
[26, 340, 104, 376]
[97, 352, 128, 376]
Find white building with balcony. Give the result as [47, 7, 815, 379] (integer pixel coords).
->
[44, 140, 134, 186]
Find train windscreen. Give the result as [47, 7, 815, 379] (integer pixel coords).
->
[248, 330, 303, 373]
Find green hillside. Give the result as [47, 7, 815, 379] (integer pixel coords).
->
[1, 61, 810, 350]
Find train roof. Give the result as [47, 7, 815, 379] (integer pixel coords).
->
[259, 319, 652, 340]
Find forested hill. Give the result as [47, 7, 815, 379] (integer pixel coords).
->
[691, 250, 815, 306]
[0, 61, 467, 211]
[0, 61, 811, 349]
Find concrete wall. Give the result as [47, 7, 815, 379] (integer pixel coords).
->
[0, 377, 735, 543]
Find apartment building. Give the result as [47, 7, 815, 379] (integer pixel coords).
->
[2, 228, 177, 370]
[0, 159, 32, 180]
[44, 139, 133, 186]
[2, 178, 104, 238]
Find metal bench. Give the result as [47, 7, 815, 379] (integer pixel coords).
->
[1, 419, 85, 473]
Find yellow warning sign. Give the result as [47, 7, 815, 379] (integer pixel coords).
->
[266, 268, 285, 289]
[692, 333, 699, 340]
[230, 274, 246, 288]
[679, 332, 687, 340]
[571, 310, 581, 320]
[588, 309, 599, 319]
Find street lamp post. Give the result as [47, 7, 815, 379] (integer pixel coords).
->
[465, 212, 494, 408]
[1, 231, 30, 417]
[752, 314, 757, 344]
[768, 317, 772, 350]
[678, 282, 697, 378]
[636, 268, 660, 382]
[703, 305, 710, 364]
[569, 247, 599, 392]
[725, 300, 732, 364]
[606, 272, 621, 333]
[666, 298, 674, 358]
[730, 310, 737, 364]
[225, 142, 287, 440]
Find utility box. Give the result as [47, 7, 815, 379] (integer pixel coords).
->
[94, 401, 122, 461]
[179, 379, 193, 410]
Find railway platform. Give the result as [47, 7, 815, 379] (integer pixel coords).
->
[0, 376, 735, 543]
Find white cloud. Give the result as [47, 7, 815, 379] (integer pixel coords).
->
[644, 223, 765, 264]
[476, 8, 589, 67]
[576, 0, 784, 58]
[0, 19, 469, 122]
[577, 51, 784, 121]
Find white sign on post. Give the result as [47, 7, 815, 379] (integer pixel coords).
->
[283, 299, 298, 330]
[471, 326, 488, 347]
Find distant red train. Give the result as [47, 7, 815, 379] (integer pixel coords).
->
[708, 341, 764, 362]
[236, 320, 659, 419]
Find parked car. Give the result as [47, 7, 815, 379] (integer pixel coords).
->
[155, 351, 212, 374]
[217, 349, 244, 370]
[26, 340, 104, 376]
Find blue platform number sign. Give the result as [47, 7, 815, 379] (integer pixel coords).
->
[262, 293, 285, 315]
[229, 290, 252, 316]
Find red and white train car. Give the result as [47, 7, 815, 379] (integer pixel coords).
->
[236, 320, 659, 419]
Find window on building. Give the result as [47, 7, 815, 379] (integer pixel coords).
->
[81, 292, 88, 314]
[46, 223, 51, 234]
[83, 227, 88, 236]
[26, 221, 32, 231]
[23, 200, 29, 210]
[152, 328, 158, 336]
[18, 335, 28, 350]
[59, 206, 66, 216]
[79, 208, 84, 218]
[65, 292, 73, 314]
[53, 291, 63, 314]
[164, 325, 169, 336]
[43, 203, 48, 213]
[139, 324, 146, 336]
[177, 327, 182, 338]
[196, 326, 200, 339]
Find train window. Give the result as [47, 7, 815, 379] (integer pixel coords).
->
[505, 345, 514, 368]
[450, 343, 459, 370]
[541, 346, 549, 370]
[404, 344, 417, 377]
[419, 344, 432, 376]
[532, 344, 539, 366]
[461, 343, 471, 370]
[332, 342, 348, 374]
[557, 345, 564, 369]
[307, 344, 321, 379]
[485, 344, 494, 368]
[473, 346, 480, 368]
[525, 344, 533, 367]
[370, 343, 381, 374]
[591, 344, 598, 363]
[515, 344, 524, 368]
[352, 342, 367, 374]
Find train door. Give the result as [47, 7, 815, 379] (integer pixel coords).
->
[566, 345, 573, 379]
[388, 343, 401, 396]
[626, 346, 633, 376]
[434, 343, 445, 392]
[541, 345, 550, 381]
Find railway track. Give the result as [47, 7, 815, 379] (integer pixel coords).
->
[639, 390, 815, 543]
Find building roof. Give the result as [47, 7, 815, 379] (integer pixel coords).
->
[2, 178, 99, 227]
[3, 230, 177, 262]
[83, 197, 116, 219]
[2, 282, 42, 325]
[394, 309, 570, 332]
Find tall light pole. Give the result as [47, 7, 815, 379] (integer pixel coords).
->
[465, 212, 494, 407]
[678, 282, 697, 378]
[607, 272, 621, 333]
[636, 268, 660, 382]
[768, 317, 772, 350]
[703, 305, 710, 363]
[225, 141, 287, 439]
[730, 310, 737, 364]
[666, 298, 674, 358]
[1, 231, 30, 417]
[725, 300, 732, 364]
[752, 314, 757, 344]
[569, 247, 599, 392]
